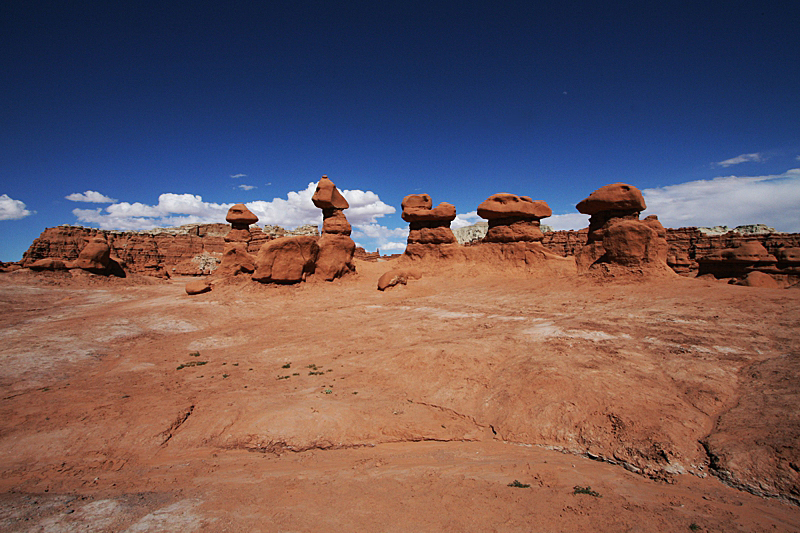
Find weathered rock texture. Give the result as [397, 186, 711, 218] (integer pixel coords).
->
[312, 175, 352, 237]
[402, 194, 459, 259]
[697, 240, 800, 286]
[574, 183, 671, 275]
[21, 224, 317, 277]
[477, 193, 552, 243]
[252, 236, 320, 283]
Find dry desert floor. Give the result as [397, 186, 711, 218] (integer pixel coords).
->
[1, 260, 799, 532]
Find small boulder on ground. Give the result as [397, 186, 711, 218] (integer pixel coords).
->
[185, 279, 212, 295]
[28, 258, 68, 271]
[377, 268, 423, 291]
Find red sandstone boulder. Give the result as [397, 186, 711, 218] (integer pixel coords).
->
[226, 203, 258, 227]
[377, 268, 422, 291]
[312, 176, 349, 210]
[73, 236, 111, 273]
[402, 201, 457, 223]
[576, 183, 646, 215]
[734, 271, 780, 288]
[185, 279, 212, 295]
[315, 234, 356, 281]
[252, 236, 319, 283]
[321, 209, 352, 235]
[215, 243, 256, 277]
[602, 220, 666, 266]
[28, 258, 68, 271]
[777, 247, 800, 263]
[477, 193, 552, 220]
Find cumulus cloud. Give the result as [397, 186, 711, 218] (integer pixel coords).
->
[230, 173, 246, 179]
[65, 190, 118, 203]
[451, 211, 481, 229]
[641, 169, 800, 232]
[0, 194, 32, 220]
[547, 213, 590, 231]
[237, 184, 256, 191]
[70, 182, 397, 239]
[714, 153, 762, 167]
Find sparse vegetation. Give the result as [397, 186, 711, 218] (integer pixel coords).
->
[282, 362, 291, 369]
[276, 375, 291, 380]
[689, 523, 701, 531]
[222, 374, 229, 378]
[573, 485, 601, 497]
[189, 351, 201, 357]
[177, 361, 208, 370]
[308, 371, 325, 376]
[508, 480, 530, 488]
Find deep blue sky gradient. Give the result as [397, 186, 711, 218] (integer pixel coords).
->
[2, 1, 799, 259]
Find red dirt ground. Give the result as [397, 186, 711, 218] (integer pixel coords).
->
[0, 260, 798, 532]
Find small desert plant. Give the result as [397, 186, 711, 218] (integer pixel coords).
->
[573, 485, 601, 497]
[309, 371, 325, 376]
[689, 524, 701, 532]
[276, 375, 291, 380]
[189, 351, 201, 357]
[281, 363, 291, 369]
[508, 480, 530, 488]
[222, 374, 229, 379]
[177, 361, 208, 370]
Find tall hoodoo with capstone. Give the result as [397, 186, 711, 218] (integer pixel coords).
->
[215, 203, 259, 277]
[311, 175, 356, 280]
[575, 183, 670, 273]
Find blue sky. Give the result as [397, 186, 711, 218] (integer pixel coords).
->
[2, 1, 799, 260]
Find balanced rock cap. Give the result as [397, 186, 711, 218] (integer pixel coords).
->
[402, 201, 457, 223]
[477, 193, 552, 220]
[226, 203, 259, 225]
[401, 193, 433, 212]
[576, 183, 646, 215]
[312, 176, 349, 210]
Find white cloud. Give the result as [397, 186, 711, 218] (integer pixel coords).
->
[65, 190, 118, 203]
[0, 194, 32, 220]
[70, 182, 397, 237]
[714, 153, 762, 167]
[796, 155, 800, 161]
[641, 169, 800, 232]
[451, 211, 481, 229]
[378, 241, 407, 251]
[547, 213, 590, 231]
[230, 173, 246, 179]
[237, 184, 256, 191]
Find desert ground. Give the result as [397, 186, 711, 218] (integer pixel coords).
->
[1, 260, 799, 532]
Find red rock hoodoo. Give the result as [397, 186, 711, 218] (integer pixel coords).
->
[477, 193, 552, 243]
[401, 194, 459, 259]
[311, 176, 356, 281]
[574, 183, 670, 274]
[213, 204, 259, 278]
[73, 236, 112, 273]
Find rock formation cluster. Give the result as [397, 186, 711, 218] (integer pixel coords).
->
[250, 176, 355, 285]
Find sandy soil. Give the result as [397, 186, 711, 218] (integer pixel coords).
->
[0, 261, 798, 532]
